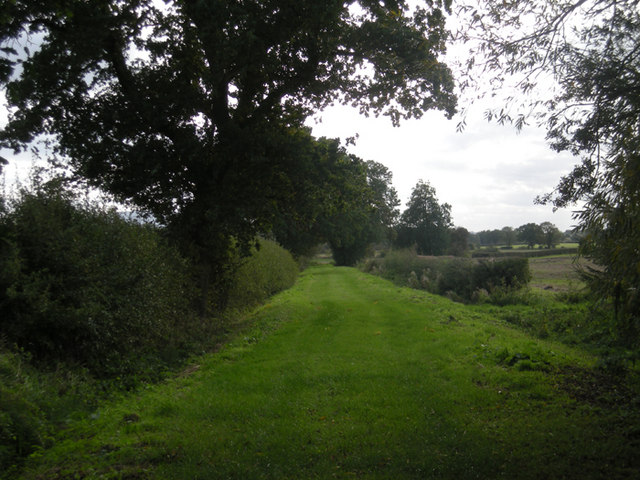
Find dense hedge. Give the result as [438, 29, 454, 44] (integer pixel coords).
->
[360, 249, 531, 303]
[0, 184, 194, 379]
[226, 238, 299, 310]
[0, 183, 299, 473]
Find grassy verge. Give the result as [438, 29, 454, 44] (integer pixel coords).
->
[13, 266, 640, 479]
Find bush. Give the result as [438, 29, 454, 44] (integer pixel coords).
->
[436, 258, 476, 299]
[361, 249, 531, 304]
[226, 238, 299, 310]
[0, 181, 194, 378]
[0, 178, 301, 378]
[472, 258, 531, 291]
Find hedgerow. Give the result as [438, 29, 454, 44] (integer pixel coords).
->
[360, 249, 531, 303]
[0, 179, 300, 473]
[226, 238, 299, 310]
[0, 181, 194, 379]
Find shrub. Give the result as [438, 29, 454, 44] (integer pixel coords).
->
[0, 181, 194, 378]
[361, 249, 531, 304]
[472, 258, 531, 291]
[226, 238, 299, 310]
[435, 258, 475, 299]
[376, 248, 423, 284]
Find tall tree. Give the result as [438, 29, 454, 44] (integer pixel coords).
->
[456, 0, 640, 344]
[323, 157, 400, 266]
[0, 0, 456, 311]
[448, 226, 469, 256]
[517, 223, 543, 249]
[364, 159, 401, 246]
[540, 221, 562, 249]
[395, 180, 452, 255]
[502, 226, 516, 248]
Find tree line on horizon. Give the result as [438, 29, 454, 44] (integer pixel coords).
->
[470, 223, 580, 250]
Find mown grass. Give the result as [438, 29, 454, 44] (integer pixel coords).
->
[13, 266, 640, 480]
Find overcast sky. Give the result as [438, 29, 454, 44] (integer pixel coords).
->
[307, 102, 580, 233]
[304, 0, 583, 233]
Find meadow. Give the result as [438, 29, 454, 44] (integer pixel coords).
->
[12, 265, 640, 479]
[528, 254, 591, 292]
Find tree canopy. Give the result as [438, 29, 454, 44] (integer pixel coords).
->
[517, 223, 543, 249]
[0, 0, 456, 310]
[324, 157, 400, 266]
[270, 133, 399, 266]
[395, 180, 452, 255]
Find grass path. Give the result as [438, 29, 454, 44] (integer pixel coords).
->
[17, 266, 639, 479]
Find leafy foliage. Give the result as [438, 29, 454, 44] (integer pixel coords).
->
[226, 238, 299, 310]
[448, 226, 470, 256]
[455, 0, 640, 347]
[517, 223, 544, 249]
[0, 179, 194, 378]
[361, 249, 531, 302]
[540, 221, 562, 249]
[324, 158, 400, 266]
[0, 0, 457, 309]
[271, 134, 399, 266]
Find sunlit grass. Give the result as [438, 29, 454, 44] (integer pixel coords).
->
[17, 266, 640, 480]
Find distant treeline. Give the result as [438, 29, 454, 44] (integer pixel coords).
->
[471, 247, 579, 258]
[469, 224, 582, 249]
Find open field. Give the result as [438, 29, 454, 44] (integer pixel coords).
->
[529, 254, 590, 292]
[13, 266, 639, 480]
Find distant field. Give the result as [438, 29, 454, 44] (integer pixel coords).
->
[472, 244, 579, 259]
[528, 254, 591, 292]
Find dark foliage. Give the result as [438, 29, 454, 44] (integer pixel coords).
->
[0, 0, 456, 312]
[394, 181, 452, 255]
[0, 180, 194, 378]
[361, 249, 531, 302]
[271, 134, 399, 266]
